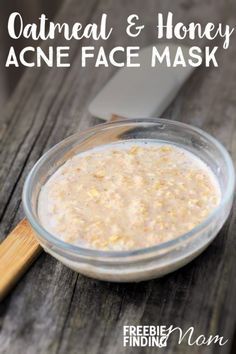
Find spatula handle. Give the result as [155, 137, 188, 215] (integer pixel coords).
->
[0, 219, 42, 300]
[110, 114, 125, 121]
[0, 115, 125, 300]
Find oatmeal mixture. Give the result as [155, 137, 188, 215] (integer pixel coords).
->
[38, 142, 221, 251]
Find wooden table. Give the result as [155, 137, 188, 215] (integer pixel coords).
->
[0, 0, 235, 353]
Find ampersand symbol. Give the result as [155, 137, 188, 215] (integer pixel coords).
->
[126, 14, 144, 37]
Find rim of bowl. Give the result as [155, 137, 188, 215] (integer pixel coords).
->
[22, 118, 235, 259]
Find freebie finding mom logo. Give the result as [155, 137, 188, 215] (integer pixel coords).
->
[123, 325, 228, 348]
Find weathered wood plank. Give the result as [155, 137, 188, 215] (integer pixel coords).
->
[0, 0, 235, 353]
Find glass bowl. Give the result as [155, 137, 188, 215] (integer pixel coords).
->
[22, 118, 235, 282]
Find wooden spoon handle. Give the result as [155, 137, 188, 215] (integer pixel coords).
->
[0, 219, 41, 300]
[110, 114, 125, 121]
[0, 115, 125, 300]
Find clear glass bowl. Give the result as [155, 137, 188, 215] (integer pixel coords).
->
[23, 118, 235, 282]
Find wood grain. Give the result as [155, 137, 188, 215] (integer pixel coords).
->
[0, 219, 41, 301]
[0, 0, 235, 353]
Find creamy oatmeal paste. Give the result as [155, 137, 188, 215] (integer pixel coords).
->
[38, 142, 221, 251]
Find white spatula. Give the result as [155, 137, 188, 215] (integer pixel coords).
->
[89, 43, 195, 120]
